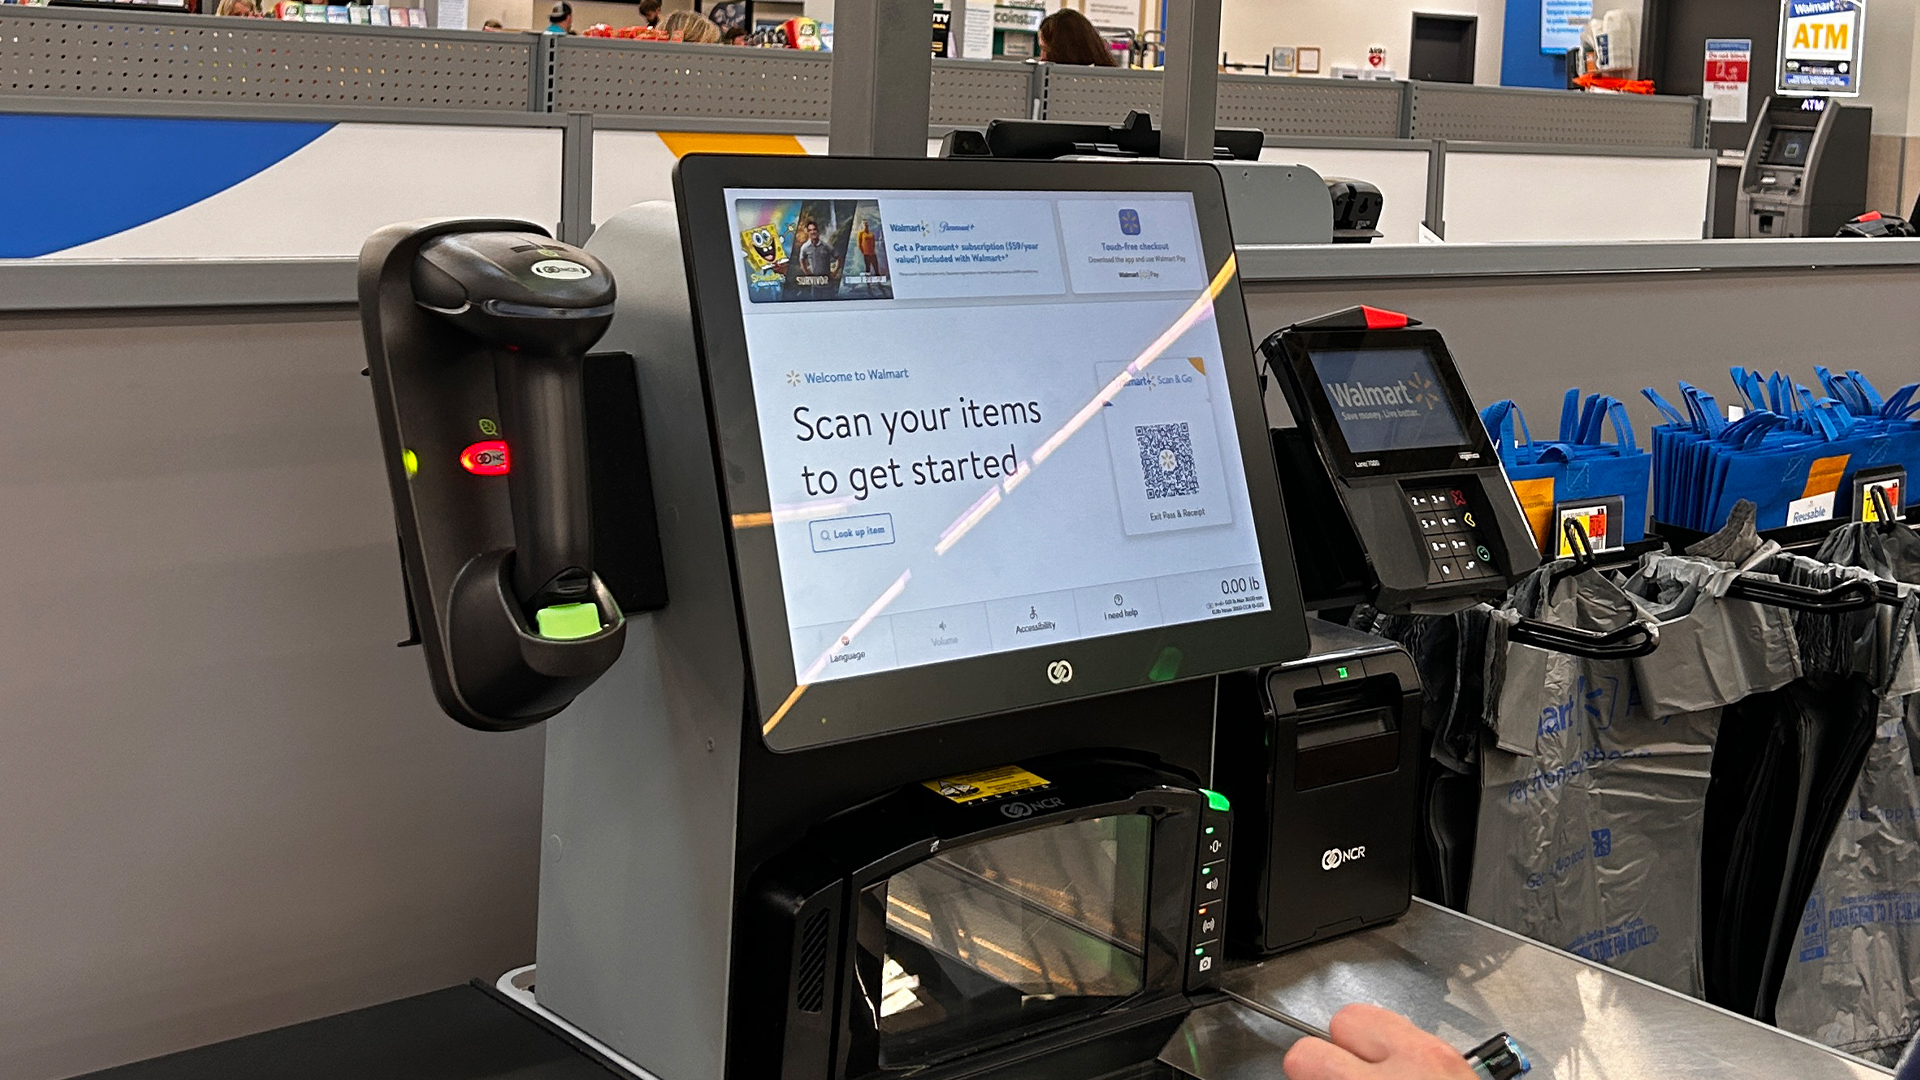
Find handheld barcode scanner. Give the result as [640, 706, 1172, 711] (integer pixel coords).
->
[361, 221, 628, 731]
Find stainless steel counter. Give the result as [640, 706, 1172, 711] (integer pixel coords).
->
[1159, 899, 1892, 1079]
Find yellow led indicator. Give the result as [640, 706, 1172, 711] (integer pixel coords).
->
[401, 448, 419, 477]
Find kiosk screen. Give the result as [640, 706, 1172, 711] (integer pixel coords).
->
[1310, 345, 1469, 454]
[723, 187, 1272, 686]
[1767, 128, 1815, 165]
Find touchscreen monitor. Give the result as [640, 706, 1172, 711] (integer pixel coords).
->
[677, 158, 1306, 749]
[1767, 128, 1814, 165]
[1309, 345, 1470, 454]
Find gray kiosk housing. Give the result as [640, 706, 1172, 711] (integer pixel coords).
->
[536, 203, 755, 1080]
[1736, 96, 1870, 237]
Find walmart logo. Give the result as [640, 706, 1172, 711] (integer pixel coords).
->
[1119, 208, 1142, 235]
[1406, 369, 1444, 411]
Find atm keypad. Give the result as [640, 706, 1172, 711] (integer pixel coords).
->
[1405, 485, 1501, 584]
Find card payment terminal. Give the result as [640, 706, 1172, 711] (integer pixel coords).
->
[1263, 306, 1539, 614]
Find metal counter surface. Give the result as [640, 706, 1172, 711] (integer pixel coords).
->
[1159, 899, 1891, 1079]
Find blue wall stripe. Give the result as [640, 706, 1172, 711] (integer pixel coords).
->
[1, 116, 332, 258]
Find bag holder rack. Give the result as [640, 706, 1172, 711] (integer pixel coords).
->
[1511, 517, 1907, 661]
[1653, 485, 1920, 557]
[1511, 520, 1664, 660]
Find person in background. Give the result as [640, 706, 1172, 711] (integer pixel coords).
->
[545, 0, 571, 33]
[481, 17, 504, 29]
[635, 0, 661, 27]
[660, 9, 721, 42]
[1282, 1005, 1478, 1080]
[720, 24, 747, 44]
[1037, 8, 1116, 67]
[214, 0, 260, 16]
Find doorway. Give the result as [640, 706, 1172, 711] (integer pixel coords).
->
[1409, 14, 1478, 83]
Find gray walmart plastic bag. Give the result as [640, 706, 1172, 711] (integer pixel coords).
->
[1470, 553, 1800, 995]
[1775, 524, 1920, 1065]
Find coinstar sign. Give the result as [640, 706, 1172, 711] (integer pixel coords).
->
[1778, 0, 1865, 96]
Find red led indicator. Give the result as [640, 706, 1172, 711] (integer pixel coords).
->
[460, 440, 510, 476]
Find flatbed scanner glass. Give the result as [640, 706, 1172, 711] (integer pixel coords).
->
[868, 814, 1150, 1066]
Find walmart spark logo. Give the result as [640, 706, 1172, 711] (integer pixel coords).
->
[1406, 369, 1444, 411]
[1119, 208, 1142, 235]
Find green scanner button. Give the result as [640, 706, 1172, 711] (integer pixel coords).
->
[1201, 788, 1231, 813]
[536, 603, 602, 641]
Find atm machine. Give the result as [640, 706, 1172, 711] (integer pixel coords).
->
[361, 156, 1314, 1080]
[1736, 95, 1871, 238]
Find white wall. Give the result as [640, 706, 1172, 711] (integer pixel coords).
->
[1219, 0, 1506, 85]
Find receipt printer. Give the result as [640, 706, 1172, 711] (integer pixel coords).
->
[1215, 620, 1421, 954]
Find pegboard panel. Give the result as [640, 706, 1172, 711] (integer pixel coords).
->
[1410, 83, 1702, 148]
[549, 38, 830, 120]
[0, 5, 533, 110]
[930, 59, 1032, 127]
[1039, 66, 1161, 125]
[1218, 75, 1403, 139]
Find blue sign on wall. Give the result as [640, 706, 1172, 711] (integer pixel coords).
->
[1542, 0, 1593, 55]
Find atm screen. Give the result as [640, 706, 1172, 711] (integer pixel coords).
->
[1767, 128, 1815, 165]
[722, 187, 1272, 687]
[1309, 345, 1470, 454]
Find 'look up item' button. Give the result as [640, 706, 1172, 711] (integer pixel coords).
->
[809, 513, 895, 553]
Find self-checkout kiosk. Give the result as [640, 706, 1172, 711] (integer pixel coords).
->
[363, 156, 1322, 1080]
[1736, 95, 1871, 238]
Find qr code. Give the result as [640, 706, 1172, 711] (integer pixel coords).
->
[1136, 423, 1199, 500]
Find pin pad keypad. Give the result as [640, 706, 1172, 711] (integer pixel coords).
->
[1406, 485, 1501, 584]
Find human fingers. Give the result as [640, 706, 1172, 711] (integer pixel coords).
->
[1282, 1034, 1375, 1080]
[1326, 1002, 1419, 1063]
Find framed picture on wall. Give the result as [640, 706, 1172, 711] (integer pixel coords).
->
[1271, 46, 1297, 74]
[1297, 46, 1322, 74]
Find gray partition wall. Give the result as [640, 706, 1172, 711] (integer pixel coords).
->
[0, 300, 548, 1079]
[0, 8, 536, 110]
[0, 4, 1705, 147]
[542, 38, 1034, 129]
[1405, 82, 1707, 147]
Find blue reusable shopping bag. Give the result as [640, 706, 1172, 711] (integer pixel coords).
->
[1482, 389, 1652, 551]
[1650, 368, 1920, 533]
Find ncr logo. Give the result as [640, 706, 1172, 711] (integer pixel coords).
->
[1321, 845, 1367, 871]
[1118, 208, 1142, 235]
[531, 259, 592, 281]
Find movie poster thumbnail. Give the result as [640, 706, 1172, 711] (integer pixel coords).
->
[736, 198, 893, 303]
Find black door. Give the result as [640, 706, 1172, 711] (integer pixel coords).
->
[1409, 14, 1477, 83]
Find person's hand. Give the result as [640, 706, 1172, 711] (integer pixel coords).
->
[1282, 1004, 1479, 1080]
